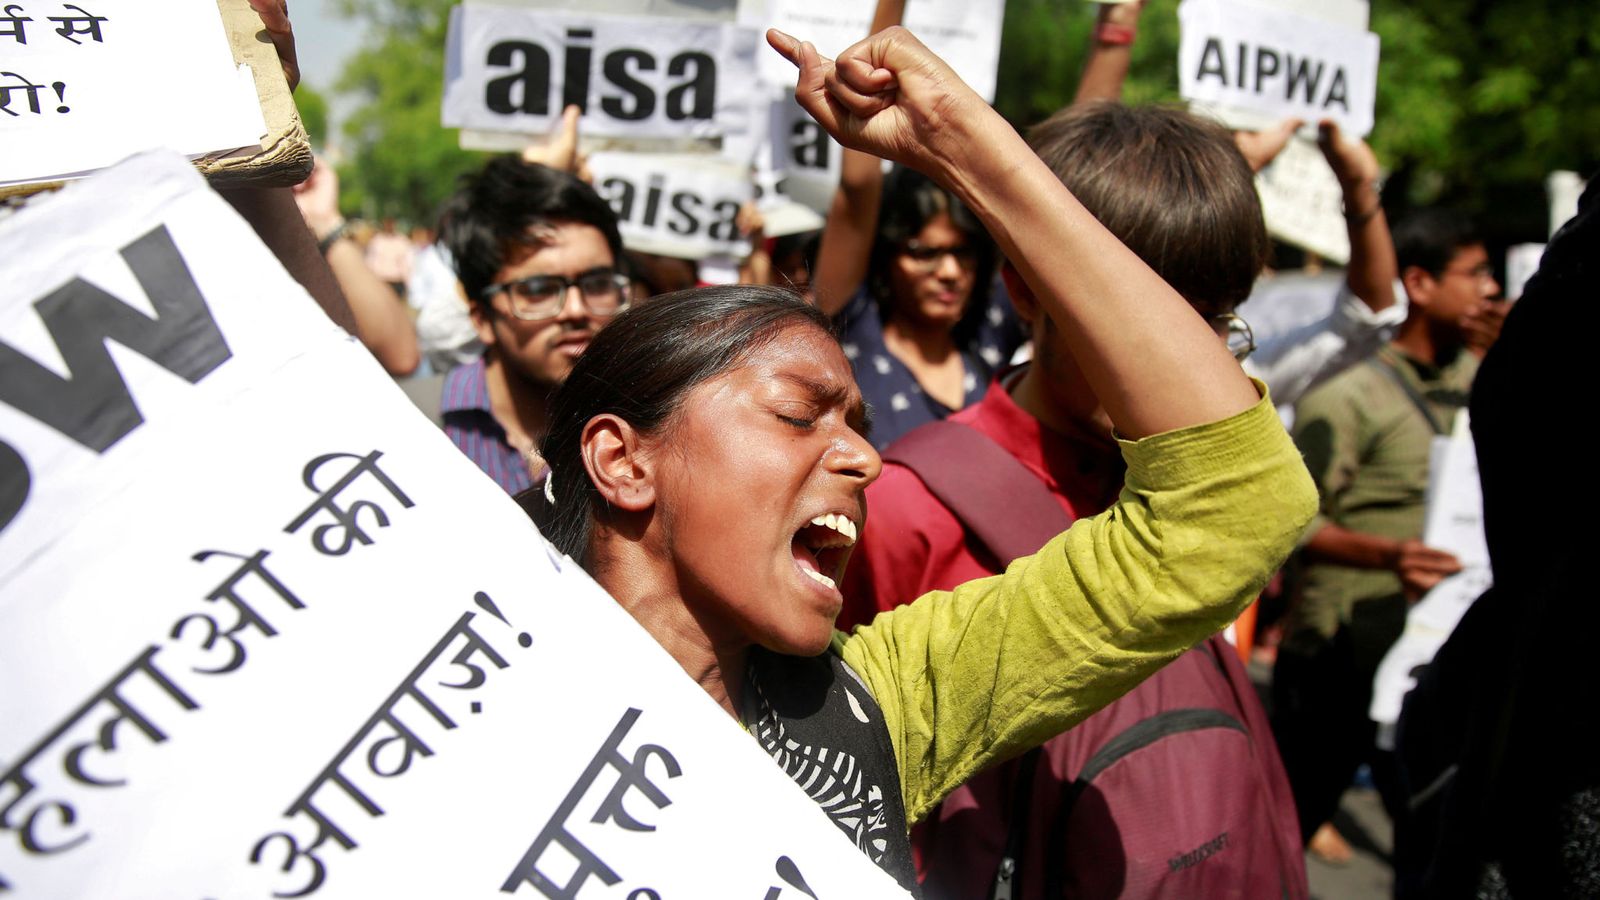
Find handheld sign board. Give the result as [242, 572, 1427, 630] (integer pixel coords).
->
[0, 150, 911, 899]
[1178, 0, 1379, 138]
[443, 4, 761, 144]
[589, 152, 755, 260]
[0, 0, 267, 188]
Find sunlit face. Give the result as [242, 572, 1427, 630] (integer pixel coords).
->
[646, 324, 879, 656]
[471, 221, 619, 390]
[887, 212, 978, 330]
[1424, 243, 1500, 330]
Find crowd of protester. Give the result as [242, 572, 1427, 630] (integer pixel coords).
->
[204, 0, 1588, 894]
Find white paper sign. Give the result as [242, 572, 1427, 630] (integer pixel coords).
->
[443, 4, 761, 143]
[749, 0, 1006, 102]
[1255, 136, 1351, 264]
[1178, 0, 1379, 138]
[764, 94, 840, 216]
[1370, 412, 1491, 739]
[0, 151, 911, 899]
[589, 152, 754, 260]
[0, 0, 265, 187]
[1505, 243, 1544, 301]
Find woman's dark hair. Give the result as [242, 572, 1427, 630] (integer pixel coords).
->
[537, 285, 832, 565]
[438, 155, 626, 309]
[867, 166, 998, 346]
[1026, 102, 1268, 316]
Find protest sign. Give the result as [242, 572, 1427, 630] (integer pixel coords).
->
[1178, 0, 1379, 138]
[749, 0, 1006, 102]
[0, 0, 264, 187]
[0, 150, 912, 899]
[1254, 136, 1350, 263]
[763, 94, 840, 217]
[1370, 411, 1491, 745]
[1505, 243, 1543, 301]
[589, 152, 754, 259]
[443, 4, 760, 145]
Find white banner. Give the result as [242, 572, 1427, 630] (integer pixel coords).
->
[1370, 411, 1491, 740]
[764, 95, 840, 216]
[1178, 0, 1379, 138]
[0, 0, 264, 187]
[1255, 136, 1351, 264]
[748, 0, 1006, 102]
[589, 152, 755, 260]
[0, 151, 910, 899]
[443, 4, 761, 144]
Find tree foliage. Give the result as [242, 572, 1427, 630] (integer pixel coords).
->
[330, 0, 484, 224]
[992, 0, 1597, 240]
[326, 0, 1594, 240]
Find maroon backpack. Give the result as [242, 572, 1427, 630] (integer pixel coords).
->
[884, 420, 1307, 900]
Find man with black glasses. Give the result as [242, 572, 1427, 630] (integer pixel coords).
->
[438, 156, 629, 494]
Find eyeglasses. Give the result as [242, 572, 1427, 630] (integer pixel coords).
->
[1442, 262, 1496, 284]
[482, 269, 631, 321]
[899, 239, 979, 272]
[1212, 313, 1256, 362]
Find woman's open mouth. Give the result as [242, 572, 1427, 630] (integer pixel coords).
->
[790, 513, 858, 592]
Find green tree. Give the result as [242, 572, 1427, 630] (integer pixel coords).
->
[331, 0, 485, 224]
[992, 1, 1598, 243]
[295, 83, 330, 148]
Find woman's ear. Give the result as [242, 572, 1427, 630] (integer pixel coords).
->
[581, 414, 655, 512]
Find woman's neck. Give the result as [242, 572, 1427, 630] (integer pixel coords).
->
[591, 550, 749, 719]
[882, 315, 958, 362]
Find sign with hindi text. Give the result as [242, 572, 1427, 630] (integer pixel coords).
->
[0, 0, 264, 186]
[443, 4, 761, 144]
[0, 151, 910, 899]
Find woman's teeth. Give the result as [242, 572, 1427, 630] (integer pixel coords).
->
[802, 568, 837, 590]
[808, 513, 858, 544]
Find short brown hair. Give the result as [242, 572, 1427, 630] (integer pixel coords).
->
[1026, 102, 1267, 315]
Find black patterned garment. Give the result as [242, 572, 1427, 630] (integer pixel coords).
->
[744, 647, 921, 895]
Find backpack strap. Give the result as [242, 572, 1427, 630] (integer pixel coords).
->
[883, 420, 1074, 563]
[1366, 351, 1448, 435]
[882, 418, 1074, 900]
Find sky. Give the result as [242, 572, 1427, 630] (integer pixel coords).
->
[290, 0, 365, 96]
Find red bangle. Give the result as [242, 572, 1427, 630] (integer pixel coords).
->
[1095, 22, 1137, 46]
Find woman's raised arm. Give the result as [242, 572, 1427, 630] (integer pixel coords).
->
[767, 27, 1259, 439]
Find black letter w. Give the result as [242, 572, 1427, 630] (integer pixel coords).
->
[0, 225, 232, 452]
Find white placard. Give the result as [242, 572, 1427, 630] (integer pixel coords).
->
[443, 4, 761, 144]
[1255, 136, 1351, 264]
[1505, 243, 1544, 301]
[1370, 411, 1491, 740]
[0, 151, 911, 899]
[589, 152, 755, 260]
[1178, 0, 1379, 138]
[748, 0, 1006, 102]
[765, 94, 840, 215]
[0, 0, 265, 187]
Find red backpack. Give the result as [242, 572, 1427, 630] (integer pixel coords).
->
[885, 421, 1307, 900]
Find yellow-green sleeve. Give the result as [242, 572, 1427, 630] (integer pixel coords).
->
[833, 388, 1317, 825]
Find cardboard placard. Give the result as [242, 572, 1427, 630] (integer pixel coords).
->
[0, 150, 911, 900]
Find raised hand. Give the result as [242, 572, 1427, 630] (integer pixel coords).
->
[765, 27, 986, 178]
[522, 105, 592, 183]
[1233, 118, 1303, 173]
[1316, 119, 1380, 191]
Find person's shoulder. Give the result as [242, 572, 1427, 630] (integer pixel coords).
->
[1295, 356, 1383, 414]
